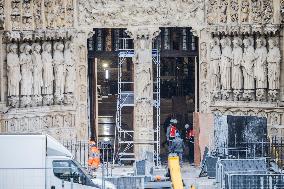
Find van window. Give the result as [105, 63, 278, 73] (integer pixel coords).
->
[53, 160, 97, 187]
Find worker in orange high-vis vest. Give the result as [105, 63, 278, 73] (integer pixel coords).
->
[166, 119, 178, 153]
[88, 141, 100, 170]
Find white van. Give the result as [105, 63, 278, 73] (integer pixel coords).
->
[0, 134, 103, 189]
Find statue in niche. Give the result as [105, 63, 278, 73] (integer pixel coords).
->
[53, 42, 65, 104]
[220, 37, 232, 91]
[232, 37, 243, 100]
[31, 43, 43, 106]
[133, 39, 152, 101]
[7, 44, 21, 107]
[64, 42, 76, 104]
[267, 38, 281, 100]
[42, 42, 54, 105]
[241, 0, 250, 22]
[254, 37, 268, 101]
[20, 44, 33, 107]
[209, 37, 221, 98]
[242, 38, 256, 100]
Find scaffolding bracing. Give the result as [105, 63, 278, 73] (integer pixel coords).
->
[113, 38, 161, 167]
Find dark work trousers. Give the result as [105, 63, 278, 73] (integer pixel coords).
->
[188, 141, 194, 163]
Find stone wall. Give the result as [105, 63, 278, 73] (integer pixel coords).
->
[0, 0, 283, 141]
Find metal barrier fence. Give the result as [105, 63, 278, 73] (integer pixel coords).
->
[226, 173, 284, 189]
[216, 158, 267, 189]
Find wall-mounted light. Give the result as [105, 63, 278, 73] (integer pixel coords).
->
[105, 70, 109, 80]
[103, 63, 109, 68]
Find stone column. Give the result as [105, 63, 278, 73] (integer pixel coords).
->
[126, 27, 160, 162]
[280, 29, 284, 102]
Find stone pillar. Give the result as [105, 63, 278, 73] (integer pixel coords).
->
[126, 27, 160, 162]
[280, 29, 284, 102]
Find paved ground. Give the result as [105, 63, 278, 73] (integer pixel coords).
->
[94, 162, 216, 189]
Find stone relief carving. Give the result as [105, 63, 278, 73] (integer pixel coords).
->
[230, 0, 239, 23]
[64, 42, 76, 104]
[220, 37, 232, 99]
[262, 0, 273, 23]
[0, 0, 4, 29]
[11, 1, 21, 30]
[209, 37, 221, 99]
[241, 0, 250, 23]
[7, 44, 21, 107]
[251, 0, 262, 24]
[20, 44, 33, 107]
[42, 42, 54, 105]
[242, 37, 255, 101]
[78, 0, 205, 28]
[31, 43, 43, 106]
[54, 42, 65, 104]
[22, 1, 33, 30]
[219, 0, 229, 23]
[207, 0, 219, 24]
[232, 37, 243, 100]
[34, 0, 43, 29]
[267, 38, 281, 102]
[254, 37, 267, 101]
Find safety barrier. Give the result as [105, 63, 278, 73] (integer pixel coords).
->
[226, 173, 284, 189]
[216, 158, 267, 189]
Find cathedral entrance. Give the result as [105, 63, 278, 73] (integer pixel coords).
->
[87, 27, 198, 164]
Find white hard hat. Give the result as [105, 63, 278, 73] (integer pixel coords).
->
[185, 124, 189, 129]
[170, 119, 177, 124]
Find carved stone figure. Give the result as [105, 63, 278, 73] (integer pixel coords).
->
[31, 43, 43, 106]
[241, 0, 250, 23]
[254, 37, 268, 101]
[232, 37, 243, 100]
[20, 44, 33, 107]
[242, 38, 256, 100]
[133, 39, 153, 101]
[64, 42, 76, 104]
[54, 42, 65, 104]
[220, 37, 232, 96]
[42, 42, 54, 105]
[219, 0, 228, 23]
[209, 37, 221, 99]
[7, 44, 21, 107]
[267, 38, 281, 101]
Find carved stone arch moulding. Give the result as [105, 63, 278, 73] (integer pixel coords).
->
[77, 0, 206, 32]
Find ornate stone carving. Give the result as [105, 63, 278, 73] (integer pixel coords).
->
[207, 0, 219, 24]
[11, 1, 21, 30]
[0, 0, 4, 29]
[220, 37, 232, 94]
[262, 0, 273, 23]
[7, 44, 21, 107]
[232, 37, 243, 100]
[242, 37, 255, 100]
[219, 0, 229, 23]
[241, 0, 250, 23]
[31, 43, 43, 106]
[54, 42, 65, 104]
[230, 0, 239, 23]
[34, 0, 43, 29]
[267, 37, 281, 102]
[251, 0, 262, 24]
[20, 44, 33, 107]
[64, 42, 76, 105]
[209, 37, 221, 99]
[78, 0, 205, 28]
[42, 42, 54, 106]
[254, 37, 267, 101]
[22, 0, 33, 30]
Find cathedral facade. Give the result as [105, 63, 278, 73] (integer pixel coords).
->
[0, 0, 283, 141]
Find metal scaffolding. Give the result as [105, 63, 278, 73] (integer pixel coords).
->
[114, 38, 161, 166]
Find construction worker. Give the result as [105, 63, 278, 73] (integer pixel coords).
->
[184, 124, 194, 163]
[166, 119, 178, 152]
[171, 132, 184, 165]
[88, 140, 100, 171]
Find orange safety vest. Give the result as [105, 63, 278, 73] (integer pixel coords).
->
[88, 146, 100, 169]
[169, 125, 177, 138]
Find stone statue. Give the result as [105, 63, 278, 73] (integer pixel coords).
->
[254, 37, 268, 101]
[220, 37, 232, 97]
[7, 44, 21, 107]
[53, 42, 65, 104]
[42, 42, 54, 105]
[242, 38, 256, 100]
[232, 37, 243, 100]
[20, 44, 33, 107]
[267, 38, 281, 101]
[31, 43, 43, 106]
[209, 37, 221, 99]
[133, 39, 153, 101]
[64, 41, 76, 104]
